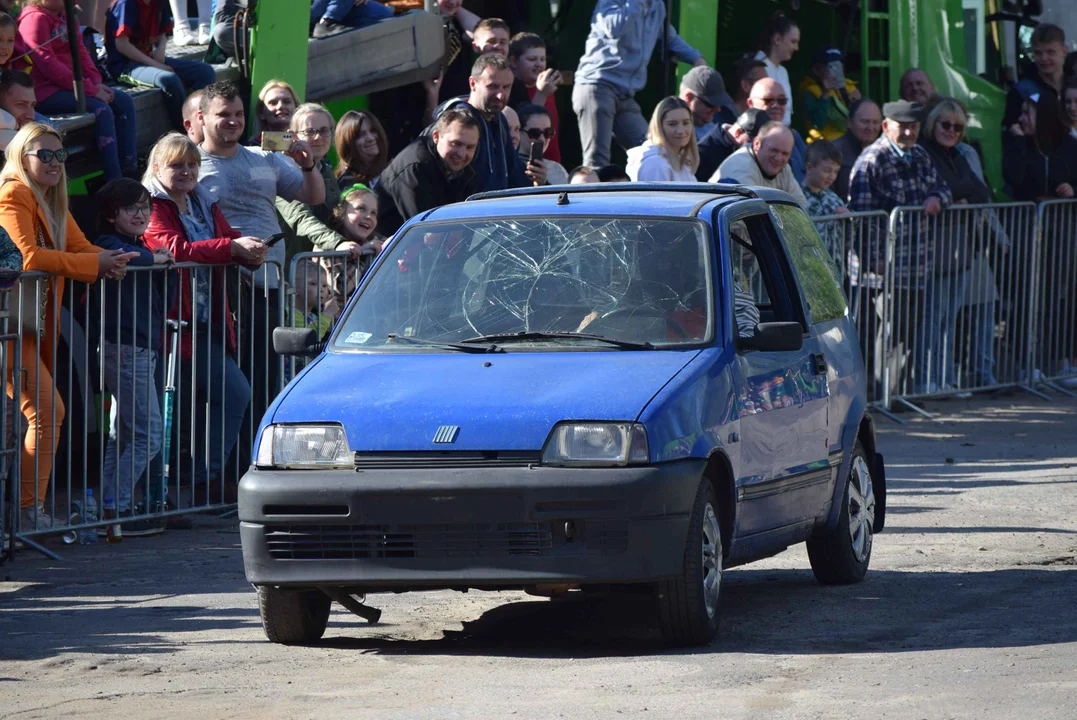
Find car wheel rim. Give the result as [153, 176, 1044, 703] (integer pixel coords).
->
[847, 456, 875, 563]
[701, 502, 722, 619]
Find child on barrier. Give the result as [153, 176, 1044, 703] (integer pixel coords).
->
[104, 0, 217, 132]
[93, 178, 174, 536]
[326, 183, 383, 309]
[800, 139, 848, 272]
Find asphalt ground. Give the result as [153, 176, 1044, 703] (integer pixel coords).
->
[2, 393, 1076, 719]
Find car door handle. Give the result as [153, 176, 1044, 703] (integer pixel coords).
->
[811, 353, 827, 376]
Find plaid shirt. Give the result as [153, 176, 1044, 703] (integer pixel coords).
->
[848, 137, 952, 284]
[848, 136, 952, 211]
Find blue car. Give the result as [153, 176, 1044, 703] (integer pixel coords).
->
[240, 183, 886, 646]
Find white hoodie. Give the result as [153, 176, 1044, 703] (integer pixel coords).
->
[626, 141, 698, 183]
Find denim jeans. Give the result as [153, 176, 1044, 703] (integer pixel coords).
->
[184, 332, 250, 487]
[120, 57, 217, 129]
[36, 89, 137, 181]
[101, 343, 163, 512]
[920, 272, 969, 392]
[571, 82, 648, 168]
[311, 0, 394, 26]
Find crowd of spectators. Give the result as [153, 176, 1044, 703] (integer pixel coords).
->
[0, 0, 1075, 540]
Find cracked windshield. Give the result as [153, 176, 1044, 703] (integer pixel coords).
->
[333, 218, 713, 350]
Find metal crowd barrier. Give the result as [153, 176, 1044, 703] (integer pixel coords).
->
[8, 261, 284, 556]
[285, 250, 367, 379]
[0, 282, 20, 561]
[1033, 200, 1077, 394]
[811, 211, 889, 407]
[881, 202, 1039, 415]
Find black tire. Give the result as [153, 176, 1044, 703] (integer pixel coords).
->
[257, 585, 332, 645]
[807, 441, 875, 585]
[657, 479, 723, 646]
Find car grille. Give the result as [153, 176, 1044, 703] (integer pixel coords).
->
[264, 521, 628, 560]
[353, 451, 542, 470]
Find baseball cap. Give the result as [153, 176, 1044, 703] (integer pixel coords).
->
[812, 45, 843, 66]
[733, 108, 771, 138]
[680, 66, 734, 110]
[882, 99, 924, 123]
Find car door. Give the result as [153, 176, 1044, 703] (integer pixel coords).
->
[718, 203, 831, 538]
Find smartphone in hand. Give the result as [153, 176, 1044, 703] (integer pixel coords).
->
[263, 232, 287, 247]
[261, 131, 294, 152]
[528, 138, 545, 166]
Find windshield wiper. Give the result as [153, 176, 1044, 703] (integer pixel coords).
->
[461, 331, 653, 350]
[386, 334, 502, 353]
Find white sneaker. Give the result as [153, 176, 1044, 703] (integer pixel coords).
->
[197, 23, 211, 45]
[172, 23, 196, 46]
[20, 506, 54, 531]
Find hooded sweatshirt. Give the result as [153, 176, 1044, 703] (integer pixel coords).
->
[428, 97, 530, 193]
[17, 4, 102, 102]
[626, 141, 698, 183]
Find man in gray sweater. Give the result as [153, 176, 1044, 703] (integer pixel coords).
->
[712, 121, 808, 209]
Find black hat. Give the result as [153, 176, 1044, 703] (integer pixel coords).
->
[680, 66, 735, 109]
[812, 45, 843, 66]
[883, 99, 923, 123]
[734, 108, 772, 138]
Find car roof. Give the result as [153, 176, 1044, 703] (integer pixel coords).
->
[419, 183, 801, 223]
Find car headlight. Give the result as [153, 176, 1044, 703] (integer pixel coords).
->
[542, 422, 649, 467]
[255, 424, 352, 469]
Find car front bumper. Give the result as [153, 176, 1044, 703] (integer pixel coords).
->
[238, 460, 706, 590]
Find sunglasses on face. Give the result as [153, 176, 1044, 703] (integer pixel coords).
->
[524, 127, 556, 140]
[25, 148, 69, 164]
[761, 97, 789, 107]
[938, 120, 966, 134]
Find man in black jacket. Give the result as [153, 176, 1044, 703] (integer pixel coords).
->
[695, 108, 769, 181]
[430, 52, 545, 192]
[376, 108, 481, 236]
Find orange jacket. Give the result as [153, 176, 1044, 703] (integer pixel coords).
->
[0, 178, 101, 363]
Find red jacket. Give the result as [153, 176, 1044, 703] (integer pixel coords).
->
[143, 193, 239, 359]
[17, 5, 103, 102]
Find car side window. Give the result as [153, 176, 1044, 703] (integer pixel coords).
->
[771, 204, 848, 324]
[727, 217, 797, 340]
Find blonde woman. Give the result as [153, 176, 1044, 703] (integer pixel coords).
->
[0, 123, 137, 530]
[627, 97, 700, 182]
[255, 79, 300, 139]
[278, 103, 368, 264]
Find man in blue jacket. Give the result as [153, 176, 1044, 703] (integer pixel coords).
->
[573, 0, 708, 167]
[430, 53, 546, 193]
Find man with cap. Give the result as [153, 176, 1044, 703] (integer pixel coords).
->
[680, 65, 735, 141]
[849, 99, 953, 395]
[848, 100, 951, 214]
[799, 45, 862, 142]
[695, 107, 769, 182]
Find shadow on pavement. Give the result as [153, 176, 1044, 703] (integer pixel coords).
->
[319, 565, 1077, 658]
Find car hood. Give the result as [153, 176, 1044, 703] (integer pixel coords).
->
[271, 349, 700, 451]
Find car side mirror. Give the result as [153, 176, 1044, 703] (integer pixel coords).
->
[273, 326, 321, 357]
[736, 322, 804, 352]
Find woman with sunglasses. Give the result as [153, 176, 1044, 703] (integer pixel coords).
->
[0, 123, 138, 531]
[516, 104, 568, 185]
[278, 103, 367, 266]
[920, 98, 995, 394]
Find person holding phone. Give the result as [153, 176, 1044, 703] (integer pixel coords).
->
[0, 123, 138, 531]
[799, 45, 862, 143]
[516, 104, 568, 185]
[508, 32, 563, 163]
